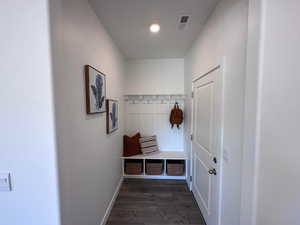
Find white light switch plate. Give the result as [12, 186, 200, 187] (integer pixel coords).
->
[0, 172, 12, 192]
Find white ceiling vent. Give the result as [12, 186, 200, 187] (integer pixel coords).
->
[178, 15, 191, 30]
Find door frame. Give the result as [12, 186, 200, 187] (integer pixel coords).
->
[190, 57, 225, 225]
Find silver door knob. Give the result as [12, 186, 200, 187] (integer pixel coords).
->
[208, 168, 217, 175]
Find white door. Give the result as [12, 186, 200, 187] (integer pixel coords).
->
[191, 66, 223, 225]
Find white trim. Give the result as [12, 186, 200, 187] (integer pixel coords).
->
[240, 1, 265, 225]
[217, 58, 225, 225]
[100, 177, 124, 225]
[192, 65, 221, 83]
[185, 159, 192, 189]
[190, 81, 195, 191]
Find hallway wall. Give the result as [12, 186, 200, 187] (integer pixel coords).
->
[184, 0, 248, 224]
[0, 1, 61, 225]
[246, 1, 300, 225]
[126, 59, 184, 95]
[50, 0, 126, 224]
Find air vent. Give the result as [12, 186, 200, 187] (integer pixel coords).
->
[178, 15, 191, 30]
[180, 16, 190, 24]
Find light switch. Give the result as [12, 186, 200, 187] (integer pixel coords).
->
[0, 172, 12, 191]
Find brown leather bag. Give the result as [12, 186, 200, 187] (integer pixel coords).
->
[170, 102, 183, 129]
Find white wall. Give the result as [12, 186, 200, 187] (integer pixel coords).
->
[50, 0, 125, 224]
[184, 0, 248, 225]
[126, 59, 184, 95]
[124, 59, 185, 151]
[0, 1, 61, 225]
[245, 1, 300, 225]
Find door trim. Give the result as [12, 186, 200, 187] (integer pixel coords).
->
[240, 1, 264, 225]
[190, 57, 225, 225]
[192, 65, 221, 83]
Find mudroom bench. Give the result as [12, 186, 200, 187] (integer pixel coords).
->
[121, 151, 188, 180]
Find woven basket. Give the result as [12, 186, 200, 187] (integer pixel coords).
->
[125, 160, 143, 175]
[146, 160, 163, 175]
[167, 160, 185, 176]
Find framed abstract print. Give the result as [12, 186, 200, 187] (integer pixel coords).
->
[85, 65, 106, 114]
[106, 99, 118, 134]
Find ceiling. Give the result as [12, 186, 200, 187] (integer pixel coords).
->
[89, 0, 219, 59]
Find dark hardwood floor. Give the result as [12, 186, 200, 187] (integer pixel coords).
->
[106, 179, 206, 225]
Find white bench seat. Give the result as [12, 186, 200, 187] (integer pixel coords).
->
[121, 151, 187, 160]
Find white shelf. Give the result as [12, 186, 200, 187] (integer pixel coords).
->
[121, 151, 188, 160]
[122, 151, 188, 180]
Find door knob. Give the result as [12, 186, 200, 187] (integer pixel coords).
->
[208, 168, 217, 175]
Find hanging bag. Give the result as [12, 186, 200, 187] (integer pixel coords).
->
[170, 102, 183, 129]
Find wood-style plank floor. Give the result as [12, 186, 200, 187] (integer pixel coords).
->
[106, 179, 206, 225]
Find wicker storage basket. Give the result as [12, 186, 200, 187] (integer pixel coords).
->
[167, 160, 185, 176]
[125, 159, 143, 175]
[146, 160, 163, 175]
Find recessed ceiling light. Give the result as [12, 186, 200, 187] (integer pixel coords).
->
[150, 24, 160, 33]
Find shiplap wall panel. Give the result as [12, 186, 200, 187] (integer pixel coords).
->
[125, 95, 184, 152]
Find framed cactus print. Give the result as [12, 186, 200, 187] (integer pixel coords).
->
[106, 99, 118, 134]
[85, 65, 106, 114]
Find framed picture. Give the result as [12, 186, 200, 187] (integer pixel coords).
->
[85, 65, 106, 114]
[106, 99, 119, 134]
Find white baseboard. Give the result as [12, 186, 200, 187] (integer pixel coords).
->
[100, 176, 124, 225]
